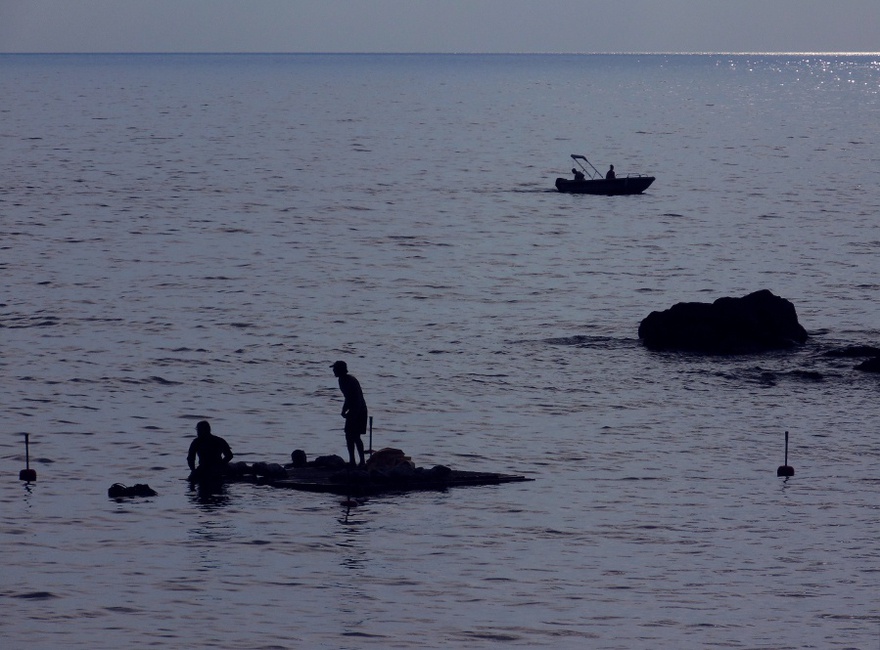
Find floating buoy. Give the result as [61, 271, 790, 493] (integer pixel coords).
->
[19, 433, 37, 482]
[776, 430, 794, 477]
[341, 499, 359, 508]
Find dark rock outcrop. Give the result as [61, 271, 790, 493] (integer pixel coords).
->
[312, 454, 348, 469]
[638, 290, 808, 354]
[251, 462, 287, 479]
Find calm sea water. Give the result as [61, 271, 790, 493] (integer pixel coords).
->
[2, 53, 880, 649]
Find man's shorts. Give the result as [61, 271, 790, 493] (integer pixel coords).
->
[345, 411, 368, 438]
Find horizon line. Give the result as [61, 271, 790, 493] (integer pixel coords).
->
[2, 51, 879, 57]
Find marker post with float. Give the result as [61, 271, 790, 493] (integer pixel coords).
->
[19, 433, 37, 482]
[776, 430, 794, 477]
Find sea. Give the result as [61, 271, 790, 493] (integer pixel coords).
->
[2, 53, 879, 649]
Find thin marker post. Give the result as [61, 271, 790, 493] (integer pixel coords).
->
[19, 433, 37, 482]
[776, 430, 794, 477]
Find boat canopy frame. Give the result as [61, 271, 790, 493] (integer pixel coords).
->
[570, 154, 603, 180]
[570, 153, 651, 180]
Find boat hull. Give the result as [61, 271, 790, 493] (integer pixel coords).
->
[555, 176, 655, 195]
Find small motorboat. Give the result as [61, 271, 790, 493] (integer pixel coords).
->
[555, 154, 655, 195]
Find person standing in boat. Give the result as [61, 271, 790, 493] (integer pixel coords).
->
[331, 360, 368, 468]
[571, 167, 585, 181]
[605, 165, 616, 180]
[187, 420, 234, 478]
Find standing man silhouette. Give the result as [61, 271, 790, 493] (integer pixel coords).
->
[331, 360, 368, 468]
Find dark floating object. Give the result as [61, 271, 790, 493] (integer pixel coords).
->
[776, 431, 794, 477]
[555, 154, 655, 195]
[855, 356, 880, 373]
[638, 289, 808, 354]
[273, 465, 532, 497]
[19, 433, 36, 482]
[108, 483, 158, 498]
[189, 448, 533, 497]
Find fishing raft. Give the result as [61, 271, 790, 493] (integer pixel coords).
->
[190, 448, 533, 497]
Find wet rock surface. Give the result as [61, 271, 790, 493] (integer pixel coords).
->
[638, 290, 808, 354]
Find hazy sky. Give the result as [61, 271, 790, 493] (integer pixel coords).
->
[1, 0, 878, 54]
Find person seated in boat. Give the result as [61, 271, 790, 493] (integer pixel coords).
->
[571, 168, 585, 181]
[605, 165, 616, 180]
[187, 420, 234, 478]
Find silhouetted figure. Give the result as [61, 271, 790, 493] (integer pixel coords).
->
[571, 167, 585, 181]
[187, 420, 234, 479]
[605, 165, 616, 180]
[331, 360, 368, 468]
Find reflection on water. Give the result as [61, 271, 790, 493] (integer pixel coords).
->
[20, 482, 36, 501]
[336, 508, 372, 572]
[188, 481, 232, 510]
[188, 520, 236, 544]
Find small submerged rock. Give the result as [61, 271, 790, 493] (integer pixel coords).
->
[855, 357, 880, 373]
[824, 345, 880, 358]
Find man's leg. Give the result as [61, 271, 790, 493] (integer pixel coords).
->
[355, 436, 365, 466]
[346, 433, 356, 466]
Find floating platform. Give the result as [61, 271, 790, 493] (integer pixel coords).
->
[189, 450, 533, 497]
[272, 466, 533, 497]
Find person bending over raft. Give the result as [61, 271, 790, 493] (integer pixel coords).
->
[187, 420, 234, 480]
[331, 360, 368, 468]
